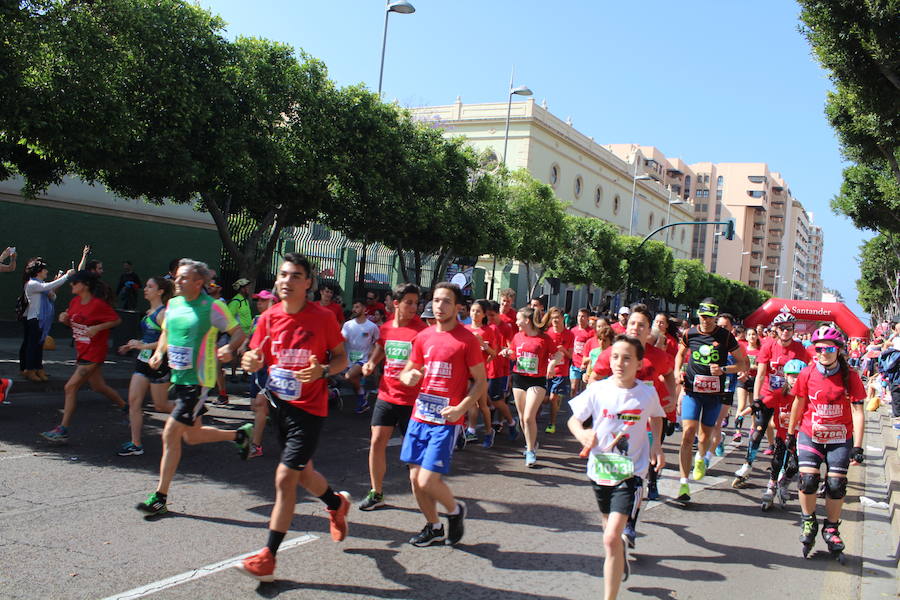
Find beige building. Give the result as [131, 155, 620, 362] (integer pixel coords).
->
[807, 224, 825, 300]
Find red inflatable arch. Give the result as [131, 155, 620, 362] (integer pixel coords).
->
[743, 298, 870, 339]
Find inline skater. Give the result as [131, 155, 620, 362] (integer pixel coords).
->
[759, 358, 806, 510]
[733, 311, 809, 488]
[568, 335, 665, 599]
[674, 299, 747, 504]
[788, 326, 865, 561]
[237, 254, 350, 581]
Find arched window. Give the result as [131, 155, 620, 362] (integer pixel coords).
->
[613, 195, 620, 215]
[549, 164, 559, 186]
[648, 213, 654, 229]
[594, 186, 603, 207]
[574, 175, 583, 198]
[716, 175, 724, 188]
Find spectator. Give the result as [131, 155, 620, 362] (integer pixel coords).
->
[364, 290, 386, 323]
[116, 260, 143, 310]
[20, 258, 74, 382]
[0, 246, 17, 272]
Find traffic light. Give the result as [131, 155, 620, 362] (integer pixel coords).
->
[723, 219, 735, 240]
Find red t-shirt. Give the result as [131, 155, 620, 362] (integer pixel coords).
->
[467, 323, 497, 364]
[757, 339, 814, 407]
[611, 321, 627, 335]
[500, 307, 517, 328]
[314, 301, 344, 325]
[570, 325, 594, 369]
[376, 315, 428, 406]
[69, 296, 118, 363]
[582, 336, 605, 371]
[365, 302, 386, 323]
[545, 327, 575, 376]
[511, 331, 556, 377]
[593, 342, 674, 419]
[793, 365, 865, 443]
[486, 321, 515, 378]
[249, 302, 344, 416]
[740, 341, 763, 377]
[409, 325, 484, 426]
[662, 334, 678, 358]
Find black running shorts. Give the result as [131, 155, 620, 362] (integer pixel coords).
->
[171, 385, 208, 426]
[511, 373, 547, 391]
[370, 398, 413, 434]
[276, 400, 325, 471]
[134, 358, 171, 385]
[719, 391, 735, 407]
[591, 476, 642, 517]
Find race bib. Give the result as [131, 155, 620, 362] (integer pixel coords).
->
[778, 408, 791, 429]
[693, 374, 721, 393]
[137, 348, 153, 363]
[349, 351, 364, 363]
[413, 392, 450, 424]
[72, 323, 90, 344]
[769, 374, 785, 390]
[590, 452, 635, 485]
[268, 366, 301, 401]
[517, 352, 538, 375]
[574, 341, 586, 357]
[811, 422, 847, 444]
[168, 345, 193, 370]
[748, 355, 758, 368]
[384, 340, 412, 377]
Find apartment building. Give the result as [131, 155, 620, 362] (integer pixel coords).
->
[807, 224, 825, 301]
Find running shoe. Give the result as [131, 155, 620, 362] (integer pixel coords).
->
[327, 491, 351, 542]
[647, 481, 660, 501]
[464, 429, 478, 443]
[677, 483, 691, 504]
[212, 394, 229, 407]
[507, 418, 519, 441]
[763, 446, 774, 456]
[40, 425, 68, 443]
[735, 462, 752, 478]
[891, 417, 900, 430]
[622, 523, 636, 549]
[732, 430, 743, 443]
[117, 441, 144, 456]
[236, 547, 275, 582]
[524, 450, 537, 468]
[354, 395, 369, 414]
[136, 491, 168, 516]
[482, 431, 495, 448]
[410, 523, 446, 547]
[491, 422, 503, 434]
[456, 428, 467, 450]
[248, 443, 263, 459]
[358, 490, 385, 511]
[234, 423, 253, 460]
[544, 424, 556, 434]
[692, 455, 706, 480]
[0, 378, 12, 404]
[715, 439, 725, 457]
[446, 501, 466, 545]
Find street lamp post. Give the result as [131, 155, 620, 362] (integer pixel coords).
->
[629, 168, 654, 236]
[739, 250, 750, 284]
[377, 0, 415, 97]
[665, 194, 684, 243]
[758, 265, 769, 290]
[502, 72, 532, 166]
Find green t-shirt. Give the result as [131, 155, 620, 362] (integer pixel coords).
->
[163, 294, 237, 387]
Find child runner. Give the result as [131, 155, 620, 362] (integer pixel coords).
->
[544, 307, 575, 435]
[581, 317, 615, 380]
[486, 301, 518, 441]
[397, 282, 486, 546]
[788, 326, 865, 561]
[464, 299, 498, 445]
[568, 336, 665, 599]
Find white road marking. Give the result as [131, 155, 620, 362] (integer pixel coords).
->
[0, 453, 43, 461]
[100, 534, 318, 600]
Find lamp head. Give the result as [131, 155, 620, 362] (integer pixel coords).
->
[388, 1, 415, 14]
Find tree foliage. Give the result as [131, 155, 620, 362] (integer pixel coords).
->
[856, 233, 900, 320]
[545, 215, 621, 291]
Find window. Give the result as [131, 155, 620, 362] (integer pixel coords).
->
[716, 175, 724, 188]
[684, 175, 692, 190]
[748, 175, 767, 184]
[747, 190, 765, 198]
[716, 190, 723, 201]
[613, 195, 620, 215]
[574, 175, 583, 198]
[648, 213, 654, 229]
[549, 164, 559, 186]
[594, 186, 603, 207]
[681, 229, 686, 243]
[703, 174, 710, 184]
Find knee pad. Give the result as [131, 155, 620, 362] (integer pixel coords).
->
[825, 476, 847, 499]
[799, 472, 821, 494]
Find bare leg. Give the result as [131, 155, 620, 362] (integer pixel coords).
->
[251, 395, 269, 446]
[60, 363, 98, 428]
[679, 420, 699, 479]
[522, 387, 547, 451]
[368, 425, 394, 493]
[87, 367, 125, 408]
[548, 393, 562, 428]
[128, 374, 151, 446]
[411, 466, 456, 523]
[602, 511, 629, 600]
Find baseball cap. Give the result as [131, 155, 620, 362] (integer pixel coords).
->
[233, 278, 250, 290]
[618, 306, 630, 315]
[252, 290, 276, 300]
[421, 301, 435, 319]
[697, 302, 720, 317]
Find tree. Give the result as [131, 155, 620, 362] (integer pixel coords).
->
[544, 215, 622, 303]
[505, 169, 568, 297]
[857, 233, 900, 321]
[620, 236, 674, 303]
[830, 162, 900, 233]
[668, 259, 710, 306]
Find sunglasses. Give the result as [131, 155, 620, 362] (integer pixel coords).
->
[814, 346, 837, 354]
[776, 325, 795, 331]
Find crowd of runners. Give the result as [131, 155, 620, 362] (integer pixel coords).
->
[5, 245, 900, 599]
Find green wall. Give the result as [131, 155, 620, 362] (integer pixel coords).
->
[1, 200, 221, 320]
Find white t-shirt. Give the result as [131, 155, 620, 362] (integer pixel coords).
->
[341, 318, 380, 364]
[568, 378, 665, 485]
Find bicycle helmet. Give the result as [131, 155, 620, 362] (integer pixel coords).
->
[783, 359, 807, 375]
[811, 325, 845, 347]
[771, 312, 796, 326]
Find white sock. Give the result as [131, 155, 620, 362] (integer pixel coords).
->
[466, 427, 476, 435]
[680, 477, 688, 485]
[705, 451, 713, 461]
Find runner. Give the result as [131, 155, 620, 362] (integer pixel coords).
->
[510, 307, 561, 467]
[463, 299, 498, 445]
[364, 290, 386, 323]
[314, 281, 345, 325]
[568, 335, 665, 599]
[569, 308, 595, 399]
[342, 299, 381, 414]
[710, 313, 739, 458]
[788, 326, 865, 561]
[237, 253, 350, 581]
[544, 307, 574, 435]
[612, 306, 629, 335]
[588, 304, 675, 545]
[358, 283, 427, 511]
[116, 277, 176, 456]
[733, 311, 810, 488]
[735, 326, 763, 443]
[227, 278, 253, 382]
[246, 289, 278, 457]
[652, 312, 679, 357]
[581, 317, 615, 378]
[499, 288, 518, 328]
[529, 296, 546, 323]
[396, 282, 486, 546]
[40, 271, 125, 443]
[486, 301, 518, 441]
[674, 298, 747, 504]
[135, 259, 252, 516]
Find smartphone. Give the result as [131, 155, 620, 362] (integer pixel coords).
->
[8, 247, 15, 255]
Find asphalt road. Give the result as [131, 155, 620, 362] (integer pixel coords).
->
[1, 387, 895, 600]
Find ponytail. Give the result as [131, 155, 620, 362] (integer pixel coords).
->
[518, 306, 547, 332]
[837, 352, 851, 398]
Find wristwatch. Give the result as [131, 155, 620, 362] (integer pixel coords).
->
[320, 363, 330, 380]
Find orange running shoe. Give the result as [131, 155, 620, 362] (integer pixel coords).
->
[327, 491, 351, 542]
[236, 547, 275, 582]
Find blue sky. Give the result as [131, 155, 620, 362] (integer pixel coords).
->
[201, 0, 870, 318]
